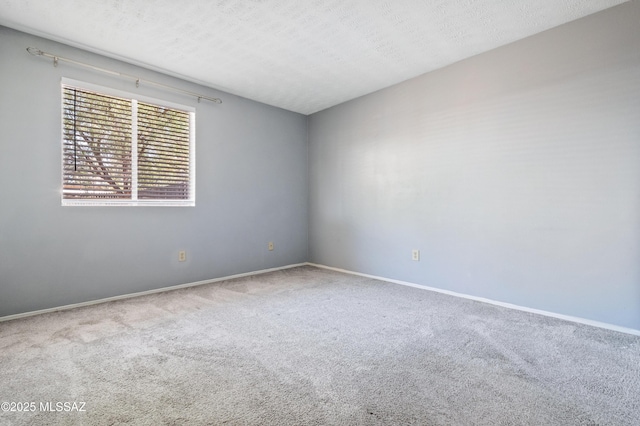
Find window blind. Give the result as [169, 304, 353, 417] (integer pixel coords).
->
[137, 102, 191, 200]
[62, 84, 193, 205]
[63, 87, 133, 199]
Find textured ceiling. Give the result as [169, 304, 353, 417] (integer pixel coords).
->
[0, 0, 629, 114]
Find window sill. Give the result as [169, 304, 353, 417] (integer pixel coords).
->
[61, 200, 195, 207]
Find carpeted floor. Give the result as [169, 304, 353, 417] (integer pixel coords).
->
[0, 265, 639, 425]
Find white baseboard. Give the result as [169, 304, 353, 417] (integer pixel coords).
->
[306, 262, 640, 337]
[5, 261, 639, 337]
[0, 263, 307, 323]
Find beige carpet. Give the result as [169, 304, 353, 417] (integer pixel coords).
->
[1, 266, 639, 425]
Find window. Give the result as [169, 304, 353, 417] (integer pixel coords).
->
[61, 79, 195, 206]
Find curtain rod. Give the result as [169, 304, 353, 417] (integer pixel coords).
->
[26, 47, 222, 104]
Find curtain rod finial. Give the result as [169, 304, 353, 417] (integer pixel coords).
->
[26, 47, 43, 56]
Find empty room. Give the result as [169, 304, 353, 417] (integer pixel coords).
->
[1, 0, 639, 424]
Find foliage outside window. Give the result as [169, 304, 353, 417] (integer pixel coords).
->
[61, 80, 195, 206]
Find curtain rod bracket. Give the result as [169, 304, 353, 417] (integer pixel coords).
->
[53, 57, 58, 67]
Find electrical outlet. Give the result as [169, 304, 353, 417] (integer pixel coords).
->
[412, 249, 420, 261]
[178, 250, 186, 262]
[268, 242, 274, 251]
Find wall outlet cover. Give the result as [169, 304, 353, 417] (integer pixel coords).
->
[412, 250, 420, 261]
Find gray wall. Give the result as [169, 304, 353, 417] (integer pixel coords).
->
[2, 4, 639, 331]
[309, 3, 640, 330]
[0, 26, 308, 317]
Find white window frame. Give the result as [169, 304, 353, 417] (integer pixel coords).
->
[60, 78, 196, 207]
